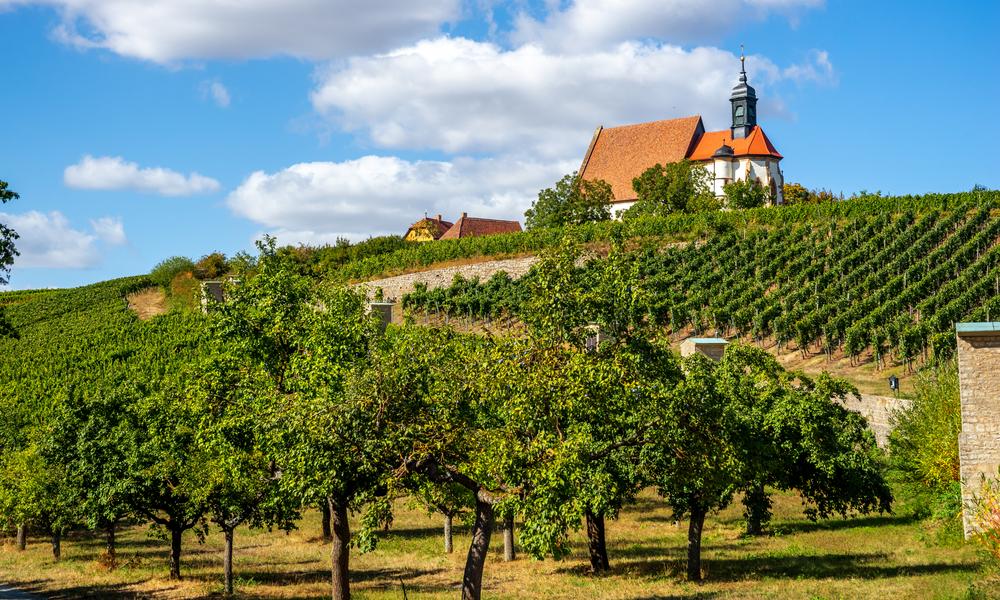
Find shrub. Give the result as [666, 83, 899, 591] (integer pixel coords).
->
[724, 177, 769, 209]
[193, 252, 228, 280]
[971, 472, 1000, 562]
[150, 256, 195, 290]
[524, 172, 612, 230]
[888, 363, 962, 532]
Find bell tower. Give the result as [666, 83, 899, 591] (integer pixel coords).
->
[730, 46, 757, 140]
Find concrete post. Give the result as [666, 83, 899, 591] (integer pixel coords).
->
[955, 322, 1000, 538]
[369, 301, 395, 332]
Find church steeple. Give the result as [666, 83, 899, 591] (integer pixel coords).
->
[730, 46, 758, 140]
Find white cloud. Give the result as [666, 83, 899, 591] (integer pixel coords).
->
[201, 80, 231, 108]
[2, 0, 459, 64]
[781, 49, 836, 84]
[64, 155, 221, 196]
[227, 154, 573, 243]
[511, 0, 824, 51]
[89, 216, 127, 245]
[312, 37, 799, 159]
[0, 211, 126, 268]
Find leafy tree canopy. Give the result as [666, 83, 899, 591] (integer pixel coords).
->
[723, 177, 770, 209]
[524, 172, 613, 230]
[623, 160, 718, 218]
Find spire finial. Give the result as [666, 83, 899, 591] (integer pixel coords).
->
[740, 44, 746, 74]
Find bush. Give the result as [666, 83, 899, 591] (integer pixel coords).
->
[724, 178, 769, 209]
[193, 252, 228, 280]
[888, 363, 962, 533]
[971, 471, 1000, 562]
[150, 256, 194, 290]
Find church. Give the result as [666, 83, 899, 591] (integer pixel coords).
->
[578, 54, 784, 212]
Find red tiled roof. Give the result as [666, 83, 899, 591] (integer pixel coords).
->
[687, 126, 783, 161]
[578, 116, 705, 203]
[439, 214, 522, 239]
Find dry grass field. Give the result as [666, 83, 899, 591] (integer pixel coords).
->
[1, 489, 996, 599]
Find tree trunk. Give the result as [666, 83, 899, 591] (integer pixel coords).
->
[51, 530, 61, 561]
[329, 497, 351, 600]
[444, 513, 454, 554]
[106, 523, 117, 569]
[169, 527, 183, 580]
[15, 523, 27, 550]
[585, 510, 610, 573]
[686, 504, 707, 582]
[742, 482, 772, 536]
[321, 501, 332, 542]
[223, 527, 235, 595]
[502, 516, 515, 562]
[462, 498, 494, 600]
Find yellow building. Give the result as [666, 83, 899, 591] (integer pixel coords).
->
[404, 214, 453, 242]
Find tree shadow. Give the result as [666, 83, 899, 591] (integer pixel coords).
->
[3, 578, 179, 599]
[770, 513, 920, 535]
[591, 552, 978, 583]
[217, 566, 448, 588]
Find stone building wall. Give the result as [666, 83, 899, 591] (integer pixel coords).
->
[956, 325, 1000, 538]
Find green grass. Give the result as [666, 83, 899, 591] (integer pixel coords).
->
[1, 489, 996, 599]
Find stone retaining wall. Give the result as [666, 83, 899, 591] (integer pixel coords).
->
[837, 393, 910, 448]
[354, 256, 539, 302]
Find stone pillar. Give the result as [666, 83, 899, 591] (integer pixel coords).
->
[956, 322, 1000, 538]
[680, 337, 729, 362]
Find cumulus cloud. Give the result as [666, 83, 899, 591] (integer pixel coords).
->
[89, 216, 127, 245]
[64, 155, 221, 196]
[0, 0, 459, 63]
[312, 37, 799, 159]
[511, 0, 824, 51]
[227, 154, 573, 244]
[201, 80, 231, 108]
[0, 211, 125, 268]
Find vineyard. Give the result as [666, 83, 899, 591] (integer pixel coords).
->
[403, 193, 1000, 372]
[1, 193, 999, 600]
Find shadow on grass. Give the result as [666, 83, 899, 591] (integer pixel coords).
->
[5, 578, 177, 599]
[563, 552, 978, 583]
[770, 513, 921, 534]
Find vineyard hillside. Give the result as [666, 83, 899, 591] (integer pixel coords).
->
[398, 192, 1000, 393]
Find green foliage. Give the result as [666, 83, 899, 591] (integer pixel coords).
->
[150, 256, 195, 290]
[0, 179, 20, 337]
[405, 196, 1000, 367]
[193, 252, 229, 280]
[332, 191, 1000, 283]
[524, 172, 613, 230]
[624, 160, 717, 217]
[970, 471, 1000, 563]
[782, 182, 838, 205]
[276, 235, 411, 278]
[724, 177, 770, 209]
[889, 363, 962, 524]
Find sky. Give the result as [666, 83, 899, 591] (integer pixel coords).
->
[0, 0, 997, 290]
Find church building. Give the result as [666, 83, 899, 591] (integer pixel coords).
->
[578, 53, 784, 213]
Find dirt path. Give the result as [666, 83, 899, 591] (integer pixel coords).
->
[126, 287, 168, 320]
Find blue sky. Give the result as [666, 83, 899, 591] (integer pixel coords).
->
[0, 0, 996, 289]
